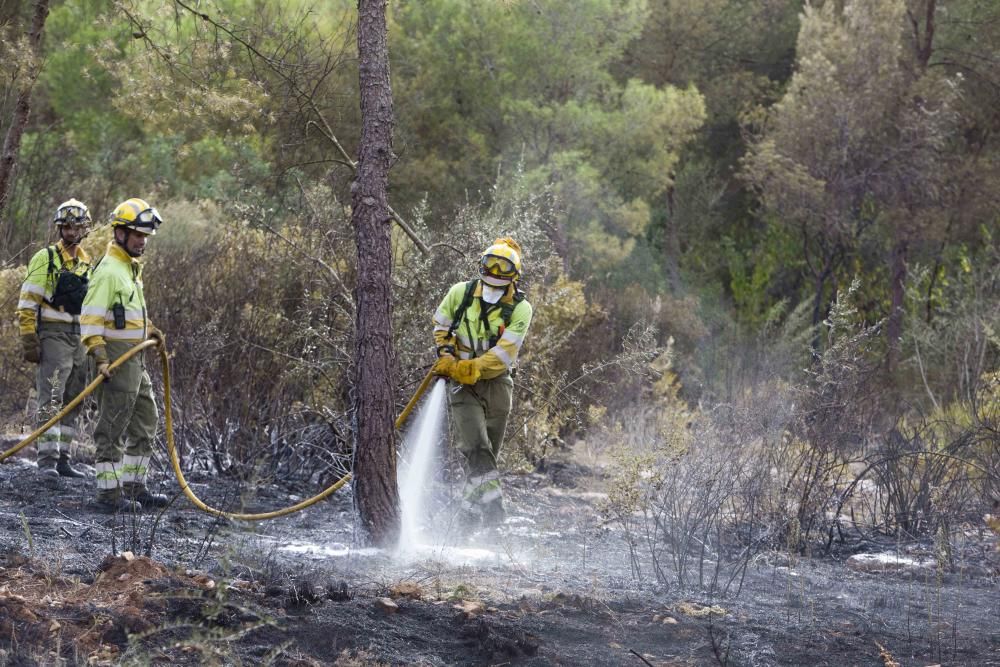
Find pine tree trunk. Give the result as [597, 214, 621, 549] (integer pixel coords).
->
[351, 0, 399, 546]
[0, 0, 50, 244]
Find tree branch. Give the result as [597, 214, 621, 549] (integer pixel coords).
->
[170, 0, 429, 254]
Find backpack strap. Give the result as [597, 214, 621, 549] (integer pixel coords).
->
[446, 280, 479, 340]
[42, 246, 58, 304]
[499, 286, 525, 328]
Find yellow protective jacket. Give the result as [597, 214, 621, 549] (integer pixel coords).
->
[16, 240, 92, 335]
[80, 242, 154, 352]
[433, 280, 533, 380]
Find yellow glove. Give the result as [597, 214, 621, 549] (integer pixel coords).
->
[449, 359, 481, 385]
[432, 355, 457, 377]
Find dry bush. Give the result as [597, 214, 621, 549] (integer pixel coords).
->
[825, 385, 998, 551]
[792, 253, 1000, 546]
[594, 280, 959, 592]
[903, 244, 1000, 411]
[645, 416, 767, 594]
[770, 277, 996, 549]
[597, 397, 777, 594]
[144, 197, 354, 485]
[773, 280, 883, 549]
[898, 250, 1000, 536]
[974, 373, 1000, 509]
[597, 344, 780, 593]
[0, 265, 31, 423]
[866, 424, 979, 536]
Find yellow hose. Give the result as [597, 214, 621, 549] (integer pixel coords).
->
[3, 339, 439, 522]
[395, 369, 437, 431]
[1, 339, 160, 461]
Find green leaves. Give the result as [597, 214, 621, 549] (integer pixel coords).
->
[393, 0, 705, 279]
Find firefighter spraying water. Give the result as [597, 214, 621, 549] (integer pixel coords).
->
[397, 237, 533, 549]
[430, 238, 534, 530]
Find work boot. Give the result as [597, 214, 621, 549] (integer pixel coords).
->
[95, 492, 142, 513]
[56, 453, 86, 479]
[123, 484, 170, 509]
[37, 459, 60, 479]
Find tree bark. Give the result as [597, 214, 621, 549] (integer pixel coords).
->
[351, 0, 399, 546]
[0, 0, 50, 242]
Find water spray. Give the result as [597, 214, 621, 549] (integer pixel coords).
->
[397, 378, 448, 553]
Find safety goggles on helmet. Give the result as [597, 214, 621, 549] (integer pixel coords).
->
[129, 207, 162, 233]
[54, 205, 90, 225]
[480, 254, 518, 280]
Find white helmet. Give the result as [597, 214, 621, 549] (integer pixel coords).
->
[53, 199, 92, 227]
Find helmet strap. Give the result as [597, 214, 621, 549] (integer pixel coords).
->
[114, 226, 134, 252]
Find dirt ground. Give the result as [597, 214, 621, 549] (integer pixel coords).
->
[0, 449, 998, 667]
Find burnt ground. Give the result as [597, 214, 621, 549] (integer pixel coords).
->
[0, 449, 998, 666]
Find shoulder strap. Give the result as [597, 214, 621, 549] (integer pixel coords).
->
[447, 280, 479, 339]
[500, 287, 525, 327]
[41, 246, 59, 305]
[46, 245, 57, 277]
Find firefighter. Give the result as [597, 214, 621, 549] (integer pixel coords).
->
[431, 238, 533, 529]
[80, 198, 168, 512]
[16, 199, 93, 479]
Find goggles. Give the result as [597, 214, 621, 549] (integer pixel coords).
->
[128, 207, 163, 232]
[480, 254, 518, 279]
[55, 205, 90, 225]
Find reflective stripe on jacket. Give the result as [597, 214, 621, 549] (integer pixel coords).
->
[16, 241, 91, 335]
[433, 280, 533, 380]
[80, 242, 152, 351]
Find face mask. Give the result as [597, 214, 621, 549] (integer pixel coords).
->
[481, 284, 507, 304]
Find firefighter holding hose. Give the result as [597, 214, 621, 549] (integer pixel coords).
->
[80, 198, 169, 512]
[431, 238, 533, 529]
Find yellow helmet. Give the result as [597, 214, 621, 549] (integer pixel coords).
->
[479, 237, 522, 286]
[110, 197, 162, 235]
[53, 199, 91, 226]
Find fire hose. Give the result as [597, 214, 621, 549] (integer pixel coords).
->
[1, 339, 437, 521]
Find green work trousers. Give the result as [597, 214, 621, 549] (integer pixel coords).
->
[93, 341, 158, 497]
[450, 373, 513, 518]
[34, 323, 88, 465]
